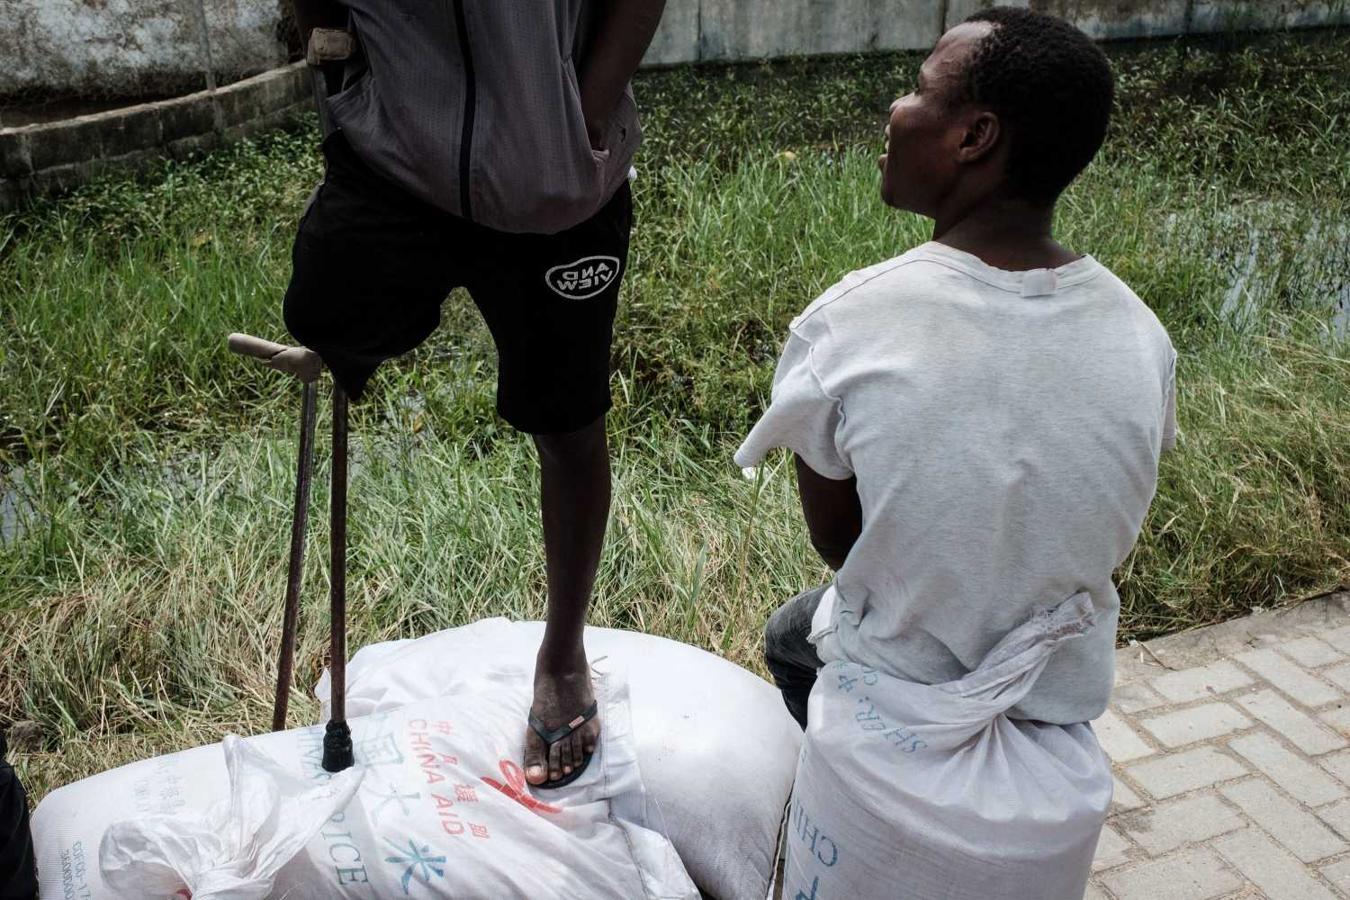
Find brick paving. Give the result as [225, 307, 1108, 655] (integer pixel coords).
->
[1089, 592, 1350, 899]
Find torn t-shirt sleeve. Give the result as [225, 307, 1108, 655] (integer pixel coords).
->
[1161, 352, 1178, 452]
[734, 330, 853, 479]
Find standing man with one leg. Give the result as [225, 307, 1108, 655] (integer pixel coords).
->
[284, 0, 666, 788]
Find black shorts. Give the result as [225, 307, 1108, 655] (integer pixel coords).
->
[283, 132, 633, 435]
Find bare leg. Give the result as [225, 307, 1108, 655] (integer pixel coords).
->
[523, 415, 609, 785]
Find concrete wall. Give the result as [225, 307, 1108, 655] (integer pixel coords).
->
[0, 62, 309, 211]
[1, 0, 286, 99]
[5, 1, 1346, 100]
[644, 0, 1350, 64]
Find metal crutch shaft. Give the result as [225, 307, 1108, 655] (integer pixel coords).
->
[226, 332, 325, 733]
[322, 383, 354, 772]
[272, 380, 318, 732]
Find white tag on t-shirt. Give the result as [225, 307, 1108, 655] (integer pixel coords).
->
[1021, 270, 1058, 297]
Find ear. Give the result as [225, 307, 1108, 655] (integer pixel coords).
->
[956, 111, 1000, 164]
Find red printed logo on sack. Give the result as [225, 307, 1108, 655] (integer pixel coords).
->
[481, 760, 562, 815]
[545, 255, 621, 300]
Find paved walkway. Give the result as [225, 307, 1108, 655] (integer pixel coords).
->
[1088, 591, 1350, 899]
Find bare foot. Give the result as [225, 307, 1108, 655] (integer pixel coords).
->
[524, 656, 601, 786]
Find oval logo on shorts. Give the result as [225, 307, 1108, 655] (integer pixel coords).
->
[545, 255, 621, 300]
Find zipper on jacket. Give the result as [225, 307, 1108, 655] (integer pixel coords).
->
[452, 0, 476, 221]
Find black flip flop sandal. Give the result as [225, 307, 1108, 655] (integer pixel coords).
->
[527, 700, 599, 789]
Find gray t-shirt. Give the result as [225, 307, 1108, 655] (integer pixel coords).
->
[736, 242, 1177, 724]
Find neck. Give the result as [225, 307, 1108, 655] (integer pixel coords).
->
[930, 192, 1076, 271]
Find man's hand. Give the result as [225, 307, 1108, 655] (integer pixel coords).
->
[577, 0, 667, 150]
[795, 454, 863, 571]
[291, 0, 347, 47]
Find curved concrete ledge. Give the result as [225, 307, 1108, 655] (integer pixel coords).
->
[0, 61, 308, 212]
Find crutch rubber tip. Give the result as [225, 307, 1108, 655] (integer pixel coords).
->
[322, 720, 355, 772]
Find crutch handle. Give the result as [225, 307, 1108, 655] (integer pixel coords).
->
[228, 333, 325, 384]
[228, 333, 290, 359]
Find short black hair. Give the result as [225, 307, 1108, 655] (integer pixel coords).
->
[959, 7, 1114, 203]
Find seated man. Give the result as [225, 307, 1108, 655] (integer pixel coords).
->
[736, 7, 1176, 731]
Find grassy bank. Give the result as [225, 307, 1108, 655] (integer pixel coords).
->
[3, 29, 1349, 798]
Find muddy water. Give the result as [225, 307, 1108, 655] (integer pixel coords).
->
[0, 466, 29, 545]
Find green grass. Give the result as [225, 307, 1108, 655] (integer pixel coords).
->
[3, 28, 1349, 800]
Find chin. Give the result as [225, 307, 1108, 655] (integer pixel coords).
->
[880, 176, 927, 216]
[879, 175, 895, 207]
[879, 180, 903, 211]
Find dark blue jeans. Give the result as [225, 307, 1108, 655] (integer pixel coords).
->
[764, 585, 828, 730]
[0, 733, 38, 900]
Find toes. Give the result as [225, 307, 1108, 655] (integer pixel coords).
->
[524, 727, 548, 785]
[548, 733, 563, 783]
[584, 719, 600, 756]
[561, 734, 575, 776]
[574, 728, 590, 764]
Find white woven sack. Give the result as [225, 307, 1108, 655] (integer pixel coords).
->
[318, 620, 803, 900]
[782, 593, 1112, 900]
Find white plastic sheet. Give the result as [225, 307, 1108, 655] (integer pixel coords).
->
[101, 736, 363, 899]
[782, 593, 1113, 900]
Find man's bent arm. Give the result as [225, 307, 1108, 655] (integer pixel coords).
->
[578, 0, 667, 147]
[795, 454, 863, 571]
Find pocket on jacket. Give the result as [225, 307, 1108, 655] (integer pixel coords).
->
[472, 57, 606, 234]
[562, 58, 604, 167]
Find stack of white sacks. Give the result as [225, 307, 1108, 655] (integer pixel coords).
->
[31, 620, 802, 900]
[32, 606, 1111, 900]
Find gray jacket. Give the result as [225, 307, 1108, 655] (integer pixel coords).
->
[329, 0, 641, 234]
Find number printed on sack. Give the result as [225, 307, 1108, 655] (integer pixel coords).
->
[832, 665, 929, 754]
[837, 668, 880, 695]
[837, 692, 928, 754]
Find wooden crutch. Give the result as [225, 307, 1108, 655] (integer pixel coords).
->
[228, 333, 353, 773]
[221, 23, 360, 770]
